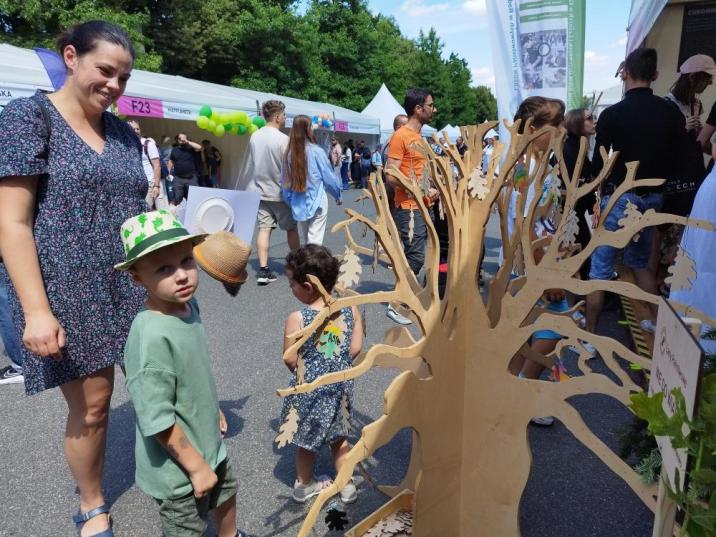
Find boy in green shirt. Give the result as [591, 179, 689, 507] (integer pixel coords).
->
[115, 210, 246, 537]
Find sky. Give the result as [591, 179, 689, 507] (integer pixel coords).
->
[365, 0, 631, 94]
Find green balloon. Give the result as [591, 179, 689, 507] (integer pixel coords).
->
[247, 124, 258, 134]
[214, 125, 225, 137]
[199, 105, 212, 118]
[206, 119, 216, 131]
[252, 116, 267, 128]
[223, 123, 233, 133]
[196, 116, 210, 129]
[235, 111, 249, 126]
[237, 124, 248, 135]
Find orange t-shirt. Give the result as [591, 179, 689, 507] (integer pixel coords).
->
[386, 126, 426, 210]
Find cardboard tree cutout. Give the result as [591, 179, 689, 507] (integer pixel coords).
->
[275, 120, 715, 536]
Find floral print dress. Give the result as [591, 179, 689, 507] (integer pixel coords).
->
[0, 92, 147, 394]
[280, 306, 355, 452]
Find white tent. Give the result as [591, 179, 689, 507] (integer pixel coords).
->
[362, 83, 437, 143]
[438, 124, 461, 142]
[0, 43, 380, 187]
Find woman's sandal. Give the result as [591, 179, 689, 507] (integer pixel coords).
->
[73, 504, 114, 537]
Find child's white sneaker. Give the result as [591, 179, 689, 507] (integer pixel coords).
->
[339, 479, 358, 504]
[292, 475, 332, 503]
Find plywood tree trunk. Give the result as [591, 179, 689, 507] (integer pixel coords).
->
[276, 121, 715, 537]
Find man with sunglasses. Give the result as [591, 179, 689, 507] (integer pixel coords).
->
[384, 88, 439, 277]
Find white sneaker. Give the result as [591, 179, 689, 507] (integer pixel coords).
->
[0, 365, 23, 385]
[569, 341, 597, 358]
[572, 310, 586, 328]
[639, 319, 656, 334]
[530, 416, 555, 426]
[386, 305, 412, 325]
[339, 479, 358, 504]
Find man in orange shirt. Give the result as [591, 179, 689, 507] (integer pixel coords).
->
[385, 88, 439, 275]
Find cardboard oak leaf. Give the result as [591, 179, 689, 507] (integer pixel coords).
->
[275, 406, 299, 448]
[296, 357, 306, 385]
[341, 393, 352, 435]
[338, 246, 362, 289]
[558, 209, 580, 250]
[665, 246, 697, 292]
[468, 169, 490, 200]
[617, 200, 642, 242]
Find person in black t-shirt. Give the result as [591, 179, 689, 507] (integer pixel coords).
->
[698, 101, 716, 167]
[585, 47, 689, 349]
[167, 132, 202, 204]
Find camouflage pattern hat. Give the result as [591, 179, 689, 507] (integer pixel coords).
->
[114, 209, 205, 270]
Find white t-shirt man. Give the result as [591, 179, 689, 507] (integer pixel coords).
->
[239, 126, 288, 201]
[140, 137, 166, 209]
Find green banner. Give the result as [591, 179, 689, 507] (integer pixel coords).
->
[567, 0, 586, 109]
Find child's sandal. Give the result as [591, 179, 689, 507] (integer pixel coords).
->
[72, 504, 114, 537]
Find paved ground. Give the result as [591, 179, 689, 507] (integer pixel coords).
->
[0, 189, 653, 536]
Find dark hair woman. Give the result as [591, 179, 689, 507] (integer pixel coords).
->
[281, 115, 342, 245]
[0, 21, 146, 536]
[563, 108, 597, 279]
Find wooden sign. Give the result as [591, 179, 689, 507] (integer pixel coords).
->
[649, 297, 704, 490]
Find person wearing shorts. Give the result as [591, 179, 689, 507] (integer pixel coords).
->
[238, 100, 299, 284]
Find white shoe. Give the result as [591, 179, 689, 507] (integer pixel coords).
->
[386, 305, 412, 325]
[0, 365, 23, 385]
[569, 341, 597, 358]
[639, 319, 656, 334]
[530, 416, 555, 426]
[339, 479, 358, 504]
[572, 310, 586, 328]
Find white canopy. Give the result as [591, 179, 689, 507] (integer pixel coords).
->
[362, 83, 436, 142]
[0, 43, 379, 135]
[438, 124, 461, 142]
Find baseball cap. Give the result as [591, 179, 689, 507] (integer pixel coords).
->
[679, 54, 716, 76]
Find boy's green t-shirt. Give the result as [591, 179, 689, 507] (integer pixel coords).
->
[124, 299, 226, 500]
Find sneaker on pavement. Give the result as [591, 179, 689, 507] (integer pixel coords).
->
[256, 267, 277, 285]
[339, 479, 358, 504]
[568, 341, 597, 358]
[530, 416, 555, 426]
[292, 475, 332, 503]
[640, 319, 656, 334]
[386, 305, 412, 326]
[0, 365, 24, 385]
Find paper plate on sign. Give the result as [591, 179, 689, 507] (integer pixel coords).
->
[194, 197, 235, 233]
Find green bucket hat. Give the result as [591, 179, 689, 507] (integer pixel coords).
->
[114, 209, 206, 270]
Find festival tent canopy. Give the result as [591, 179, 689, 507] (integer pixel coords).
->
[362, 83, 436, 142]
[0, 44, 380, 135]
[439, 124, 461, 141]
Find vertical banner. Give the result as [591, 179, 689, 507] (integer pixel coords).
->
[487, 0, 585, 141]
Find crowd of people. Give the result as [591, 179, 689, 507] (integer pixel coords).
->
[0, 18, 715, 537]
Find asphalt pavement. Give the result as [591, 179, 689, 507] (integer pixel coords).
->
[0, 189, 653, 536]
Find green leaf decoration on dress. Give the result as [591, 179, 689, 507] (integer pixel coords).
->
[152, 217, 164, 232]
[138, 214, 148, 227]
[315, 316, 347, 360]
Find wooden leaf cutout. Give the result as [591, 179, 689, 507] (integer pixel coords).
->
[408, 209, 415, 244]
[665, 246, 697, 291]
[316, 315, 348, 359]
[617, 200, 642, 242]
[296, 357, 306, 385]
[275, 406, 299, 448]
[468, 168, 490, 200]
[337, 246, 362, 289]
[341, 393, 352, 435]
[558, 209, 580, 250]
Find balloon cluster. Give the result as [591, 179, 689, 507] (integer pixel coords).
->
[195, 105, 266, 137]
[312, 112, 334, 130]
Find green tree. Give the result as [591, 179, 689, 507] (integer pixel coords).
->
[474, 85, 497, 123]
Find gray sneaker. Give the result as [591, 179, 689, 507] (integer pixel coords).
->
[386, 305, 412, 325]
[292, 475, 332, 503]
[530, 416, 555, 426]
[0, 365, 23, 385]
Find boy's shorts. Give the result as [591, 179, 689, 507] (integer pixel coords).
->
[532, 297, 569, 341]
[155, 459, 237, 537]
[256, 200, 296, 231]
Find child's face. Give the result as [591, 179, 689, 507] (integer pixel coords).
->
[131, 240, 199, 313]
[285, 268, 315, 304]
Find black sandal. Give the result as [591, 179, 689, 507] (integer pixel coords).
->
[73, 504, 114, 537]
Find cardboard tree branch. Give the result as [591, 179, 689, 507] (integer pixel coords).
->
[277, 120, 713, 537]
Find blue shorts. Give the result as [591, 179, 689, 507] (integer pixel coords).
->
[589, 192, 663, 280]
[533, 298, 569, 340]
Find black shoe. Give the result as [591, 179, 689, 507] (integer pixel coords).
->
[256, 267, 277, 285]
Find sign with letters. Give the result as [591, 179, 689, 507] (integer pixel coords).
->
[117, 96, 165, 118]
[649, 297, 704, 490]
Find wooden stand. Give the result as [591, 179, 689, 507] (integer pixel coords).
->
[275, 121, 715, 536]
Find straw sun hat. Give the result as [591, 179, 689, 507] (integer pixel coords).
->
[193, 231, 252, 286]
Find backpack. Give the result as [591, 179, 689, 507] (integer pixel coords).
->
[143, 139, 169, 178]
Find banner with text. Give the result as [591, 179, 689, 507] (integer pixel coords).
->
[487, 0, 585, 140]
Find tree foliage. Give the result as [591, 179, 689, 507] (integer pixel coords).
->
[0, 0, 496, 126]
